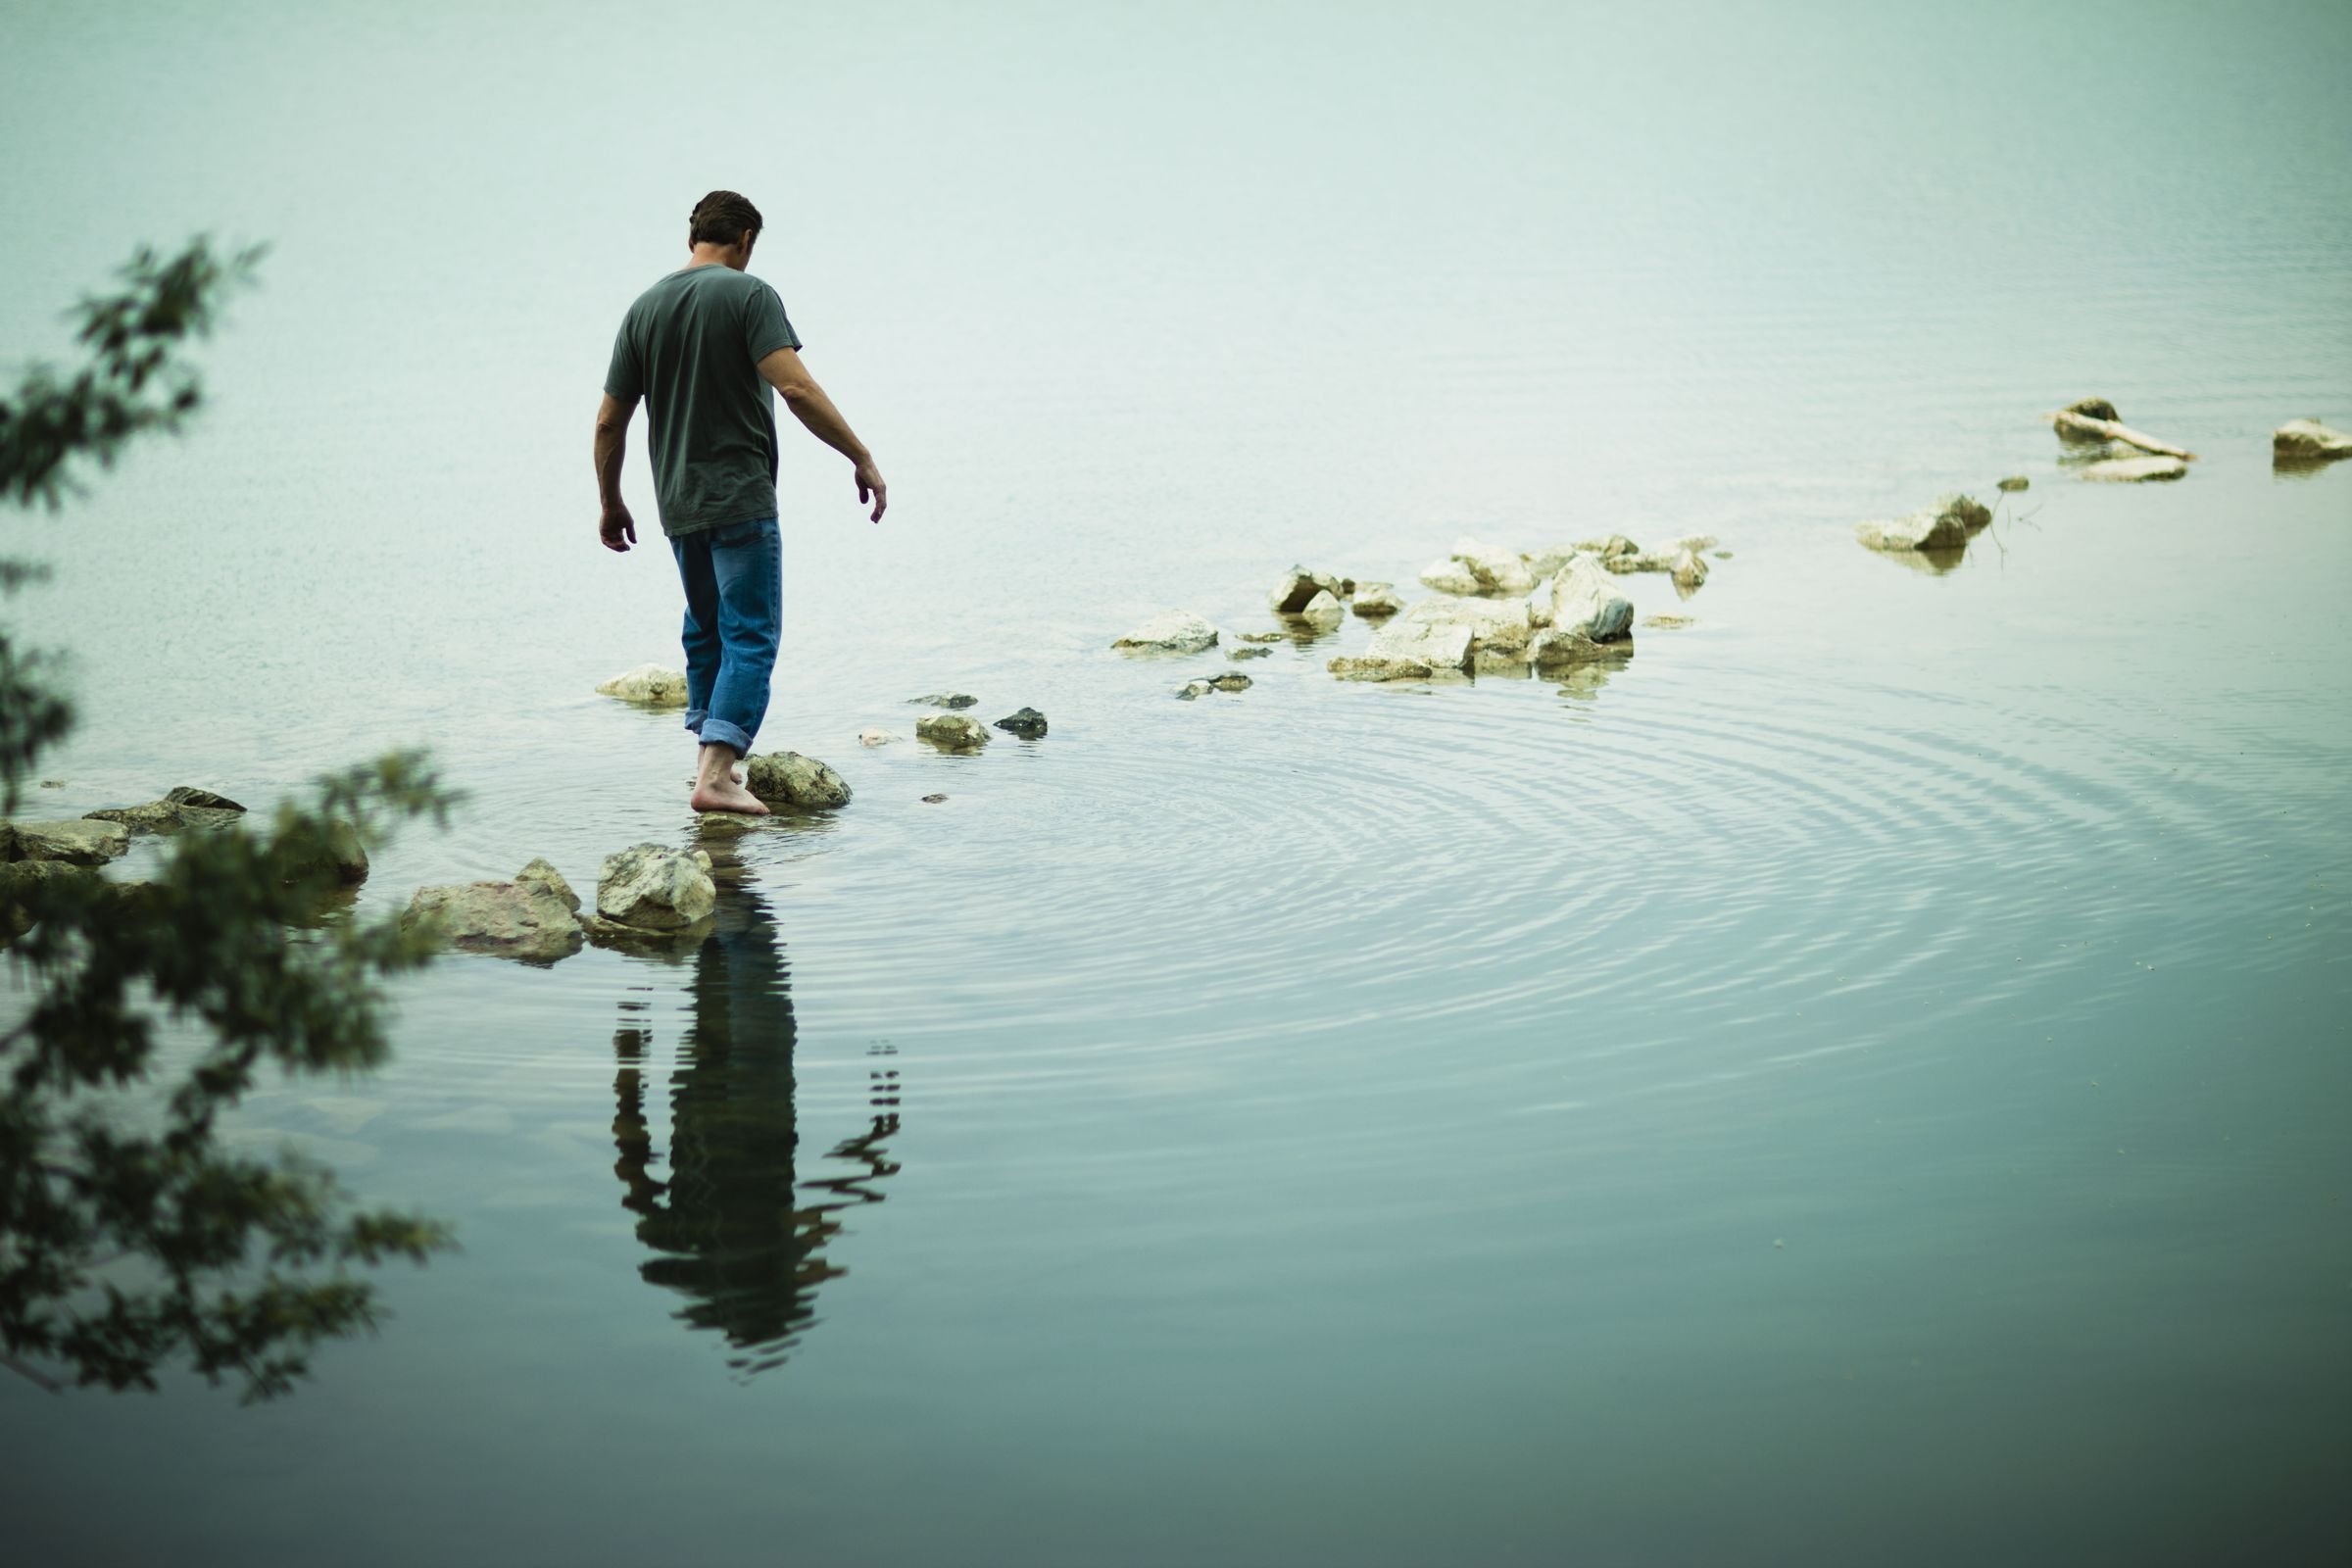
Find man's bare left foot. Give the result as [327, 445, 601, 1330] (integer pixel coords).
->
[690, 776, 770, 814]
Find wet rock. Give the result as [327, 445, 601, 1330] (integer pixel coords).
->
[1349, 584, 1403, 618]
[1543, 557, 1635, 644]
[1295, 589, 1346, 626]
[1403, 594, 1533, 653]
[745, 751, 853, 807]
[0, 859, 101, 941]
[1996, 475, 2031, 492]
[920, 793, 948, 804]
[915, 714, 990, 750]
[2274, 419, 2352, 460]
[858, 728, 899, 746]
[1643, 613, 1695, 629]
[83, 784, 248, 835]
[1230, 645, 1273, 661]
[4, 817, 131, 865]
[1673, 535, 1720, 554]
[1111, 611, 1219, 655]
[596, 844, 715, 932]
[1521, 545, 1579, 580]
[271, 819, 369, 886]
[1208, 673, 1252, 692]
[597, 664, 689, 707]
[1854, 494, 1990, 553]
[2079, 455, 2187, 482]
[1670, 548, 1709, 592]
[1268, 566, 1346, 613]
[906, 692, 977, 710]
[1416, 557, 1483, 595]
[1450, 535, 1537, 595]
[403, 858, 584, 963]
[1175, 679, 1215, 700]
[1235, 630, 1287, 644]
[995, 707, 1049, 737]
[2048, 401, 2194, 460]
[1328, 619, 1475, 681]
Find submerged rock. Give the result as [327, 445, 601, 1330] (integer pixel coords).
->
[1235, 630, 1287, 644]
[1996, 475, 2032, 492]
[745, 751, 853, 807]
[3, 818, 130, 865]
[915, 714, 990, 750]
[920, 793, 948, 804]
[1450, 535, 1537, 595]
[2274, 419, 2352, 460]
[84, 784, 248, 835]
[1207, 673, 1252, 692]
[596, 844, 715, 932]
[403, 858, 584, 963]
[1404, 594, 1533, 653]
[1351, 583, 1405, 617]
[906, 692, 978, 710]
[1670, 548, 1709, 592]
[1643, 613, 1695, 629]
[1230, 645, 1272, 661]
[1175, 679, 1215, 700]
[1855, 494, 1990, 553]
[597, 664, 689, 707]
[1296, 588, 1345, 624]
[1521, 545, 1579, 580]
[1328, 619, 1475, 682]
[995, 707, 1050, 737]
[1417, 557, 1484, 596]
[1111, 611, 1219, 655]
[858, 728, 899, 746]
[2079, 455, 2187, 482]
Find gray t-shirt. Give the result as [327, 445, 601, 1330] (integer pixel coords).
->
[604, 266, 803, 537]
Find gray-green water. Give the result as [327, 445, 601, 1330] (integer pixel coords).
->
[4, 1, 2350, 1562]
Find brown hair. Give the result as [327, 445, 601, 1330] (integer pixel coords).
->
[689, 190, 763, 248]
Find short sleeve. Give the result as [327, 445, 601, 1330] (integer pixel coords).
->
[743, 281, 802, 363]
[604, 316, 642, 401]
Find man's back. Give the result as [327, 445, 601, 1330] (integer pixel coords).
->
[605, 265, 802, 537]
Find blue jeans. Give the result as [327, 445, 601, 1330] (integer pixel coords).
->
[669, 516, 781, 758]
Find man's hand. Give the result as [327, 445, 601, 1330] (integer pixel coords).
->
[600, 503, 637, 552]
[758, 347, 887, 524]
[855, 460, 888, 523]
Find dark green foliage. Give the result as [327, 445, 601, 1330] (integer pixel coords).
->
[0, 242, 456, 1401]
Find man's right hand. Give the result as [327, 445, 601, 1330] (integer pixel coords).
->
[855, 460, 888, 524]
[600, 502, 637, 552]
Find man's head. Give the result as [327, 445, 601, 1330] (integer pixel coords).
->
[688, 190, 763, 269]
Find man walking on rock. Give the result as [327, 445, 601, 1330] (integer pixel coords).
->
[594, 189, 886, 814]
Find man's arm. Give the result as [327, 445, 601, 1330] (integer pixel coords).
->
[594, 393, 639, 552]
[756, 347, 887, 523]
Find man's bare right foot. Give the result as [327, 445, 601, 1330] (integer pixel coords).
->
[690, 777, 770, 814]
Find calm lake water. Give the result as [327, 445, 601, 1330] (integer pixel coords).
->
[4, 1, 2350, 1563]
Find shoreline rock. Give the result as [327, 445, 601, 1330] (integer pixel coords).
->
[3, 818, 130, 866]
[596, 844, 715, 932]
[915, 713, 990, 750]
[2274, 418, 2352, 460]
[744, 751, 853, 807]
[1855, 494, 1990, 553]
[2079, 455, 2187, 482]
[1112, 611, 1219, 655]
[403, 858, 584, 963]
[597, 664, 689, 707]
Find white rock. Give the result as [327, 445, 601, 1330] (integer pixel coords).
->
[1671, 549, 1709, 590]
[2079, 456, 2187, 482]
[1450, 535, 1537, 594]
[1268, 566, 1329, 613]
[1111, 611, 1219, 655]
[858, 728, 898, 746]
[1350, 584, 1405, 617]
[1417, 558, 1484, 595]
[1298, 588, 1345, 622]
[5, 818, 130, 865]
[596, 844, 716, 932]
[1403, 594, 1533, 652]
[915, 714, 990, 749]
[1521, 545, 1579, 580]
[1854, 494, 1989, 552]
[1328, 619, 1476, 681]
[405, 859, 583, 962]
[596, 664, 689, 707]
[745, 751, 853, 807]
[1544, 557, 1635, 643]
[2275, 418, 2352, 459]
[1175, 679, 1215, 700]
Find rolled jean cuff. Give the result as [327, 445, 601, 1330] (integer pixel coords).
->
[698, 716, 754, 757]
[682, 708, 708, 735]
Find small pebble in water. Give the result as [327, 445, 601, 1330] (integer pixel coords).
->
[920, 794, 947, 805]
[1773, 1239, 1786, 1250]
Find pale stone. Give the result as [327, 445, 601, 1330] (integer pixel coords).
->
[1996, 475, 2031, 491]
[2079, 456, 2187, 482]
[745, 751, 853, 807]
[1417, 558, 1483, 595]
[405, 861, 584, 962]
[1450, 535, 1536, 594]
[596, 664, 689, 707]
[1112, 611, 1219, 654]
[1208, 673, 1251, 692]
[1643, 613, 1695, 629]
[1521, 545, 1579, 580]
[1855, 494, 1990, 552]
[1404, 594, 1532, 652]
[915, 714, 990, 750]
[2049, 401, 2194, 459]
[1268, 566, 1338, 613]
[1544, 557, 1635, 643]
[514, 858, 580, 913]
[1298, 589, 1344, 623]
[1175, 680, 1215, 700]
[1328, 619, 1475, 681]
[1671, 549, 1709, 591]
[1351, 584, 1405, 617]
[5, 818, 129, 865]
[1329, 654, 1431, 682]
[1230, 646, 1272, 661]
[858, 728, 899, 746]
[2274, 419, 2352, 459]
[906, 692, 977, 710]
[596, 844, 716, 932]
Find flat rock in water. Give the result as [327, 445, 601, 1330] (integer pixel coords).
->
[1208, 673, 1251, 692]
[596, 844, 715, 932]
[1329, 619, 1475, 681]
[906, 692, 977, 710]
[2274, 418, 2352, 459]
[1293, 589, 1345, 626]
[915, 713, 990, 750]
[1351, 584, 1405, 617]
[4, 818, 130, 865]
[1230, 645, 1272, 661]
[1643, 614, 1695, 629]
[745, 751, 853, 807]
[1175, 679, 1215, 701]
[1417, 557, 1484, 595]
[403, 858, 584, 963]
[84, 783, 248, 835]
[2079, 456, 2187, 482]
[1521, 545, 1579, 580]
[1855, 494, 1990, 552]
[1404, 594, 1532, 653]
[995, 707, 1049, 737]
[1235, 630, 1287, 644]
[858, 728, 899, 746]
[1544, 557, 1635, 643]
[1997, 475, 2031, 491]
[1111, 611, 1219, 655]
[1450, 535, 1537, 595]
[1670, 548, 1709, 591]
[597, 664, 689, 707]
[920, 793, 948, 804]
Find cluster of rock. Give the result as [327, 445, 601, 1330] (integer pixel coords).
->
[2047, 397, 2194, 480]
[402, 844, 718, 964]
[1177, 673, 1252, 700]
[2275, 419, 2352, 462]
[894, 693, 1047, 748]
[1855, 494, 1992, 555]
[1332, 550, 1640, 682]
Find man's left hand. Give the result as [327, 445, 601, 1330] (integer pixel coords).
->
[600, 503, 637, 553]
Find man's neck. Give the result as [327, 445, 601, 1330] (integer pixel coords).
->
[685, 242, 749, 271]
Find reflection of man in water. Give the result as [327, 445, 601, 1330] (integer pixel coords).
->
[611, 878, 900, 1376]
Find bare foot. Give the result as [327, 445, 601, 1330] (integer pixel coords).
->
[690, 777, 770, 815]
